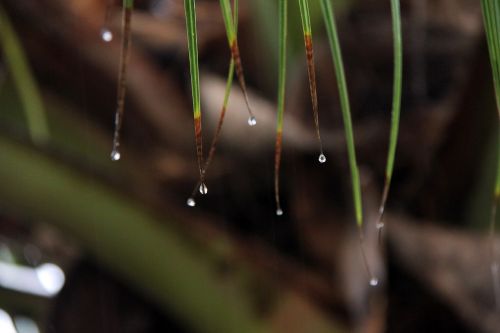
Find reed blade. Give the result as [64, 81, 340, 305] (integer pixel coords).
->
[298, 0, 325, 162]
[274, 0, 288, 216]
[219, 0, 255, 125]
[110, 0, 133, 161]
[375, 0, 403, 233]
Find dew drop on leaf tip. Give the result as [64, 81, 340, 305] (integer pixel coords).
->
[247, 116, 257, 126]
[318, 154, 326, 163]
[276, 208, 283, 216]
[110, 149, 121, 161]
[100, 28, 113, 42]
[186, 198, 196, 207]
[199, 183, 208, 195]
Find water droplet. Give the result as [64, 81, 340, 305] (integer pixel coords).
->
[276, 208, 283, 216]
[186, 198, 196, 207]
[247, 116, 257, 126]
[318, 154, 326, 163]
[199, 183, 208, 195]
[101, 28, 113, 42]
[110, 149, 121, 161]
[369, 277, 379, 286]
[376, 222, 385, 230]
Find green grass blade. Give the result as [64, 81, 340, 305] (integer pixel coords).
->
[184, 0, 206, 191]
[110, 0, 133, 161]
[219, 0, 256, 125]
[187, 0, 238, 206]
[376, 0, 403, 230]
[274, 0, 288, 216]
[319, 0, 362, 226]
[481, 0, 500, 308]
[298, 0, 325, 162]
[0, 4, 50, 145]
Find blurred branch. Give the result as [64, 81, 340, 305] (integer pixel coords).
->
[0, 3, 49, 145]
[0, 135, 269, 333]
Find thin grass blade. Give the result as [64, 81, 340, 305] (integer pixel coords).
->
[0, 4, 50, 145]
[110, 0, 133, 161]
[219, 0, 256, 126]
[274, 0, 288, 216]
[184, 0, 207, 191]
[319, 0, 362, 226]
[319, 0, 379, 284]
[375, 0, 403, 233]
[187, 0, 239, 206]
[298, 0, 325, 163]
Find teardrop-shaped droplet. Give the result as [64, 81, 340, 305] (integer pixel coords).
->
[101, 28, 113, 42]
[318, 154, 326, 163]
[186, 197, 196, 207]
[276, 208, 283, 216]
[247, 116, 257, 126]
[199, 183, 208, 195]
[110, 149, 121, 161]
[369, 277, 379, 286]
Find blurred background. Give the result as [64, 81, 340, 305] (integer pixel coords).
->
[0, 0, 499, 332]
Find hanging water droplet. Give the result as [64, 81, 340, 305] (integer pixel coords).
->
[376, 222, 385, 230]
[318, 154, 326, 163]
[247, 116, 257, 126]
[276, 208, 283, 216]
[186, 198, 196, 207]
[101, 28, 113, 42]
[110, 149, 121, 161]
[369, 277, 379, 286]
[199, 183, 208, 195]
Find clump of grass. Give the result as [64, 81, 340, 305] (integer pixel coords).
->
[480, 0, 500, 309]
